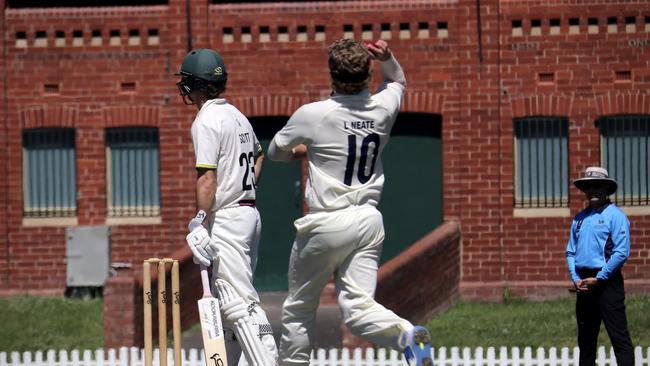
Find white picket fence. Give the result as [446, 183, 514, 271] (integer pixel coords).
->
[1, 346, 650, 366]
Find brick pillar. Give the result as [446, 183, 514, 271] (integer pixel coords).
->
[0, 0, 8, 289]
[104, 269, 142, 348]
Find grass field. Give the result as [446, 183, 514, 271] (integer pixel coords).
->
[0, 294, 648, 352]
[427, 295, 650, 348]
[0, 296, 103, 352]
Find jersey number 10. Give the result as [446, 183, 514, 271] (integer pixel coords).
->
[343, 133, 380, 186]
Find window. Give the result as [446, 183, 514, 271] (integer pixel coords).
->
[106, 127, 160, 217]
[514, 117, 569, 208]
[23, 128, 77, 217]
[599, 115, 649, 206]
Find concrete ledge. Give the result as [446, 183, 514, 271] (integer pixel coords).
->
[460, 279, 650, 302]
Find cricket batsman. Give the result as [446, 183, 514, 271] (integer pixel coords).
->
[178, 48, 278, 366]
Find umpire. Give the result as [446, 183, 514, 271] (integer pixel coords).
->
[565, 166, 634, 366]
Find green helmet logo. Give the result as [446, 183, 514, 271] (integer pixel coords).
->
[180, 48, 228, 83]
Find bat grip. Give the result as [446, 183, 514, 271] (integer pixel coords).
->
[200, 265, 212, 297]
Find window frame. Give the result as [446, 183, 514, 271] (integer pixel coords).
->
[22, 127, 78, 218]
[105, 126, 161, 218]
[513, 116, 569, 209]
[598, 114, 650, 207]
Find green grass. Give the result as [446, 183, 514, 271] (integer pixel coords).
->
[426, 295, 650, 348]
[0, 294, 648, 353]
[0, 296, 103, 352]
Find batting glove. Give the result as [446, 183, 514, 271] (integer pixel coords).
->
[186, 227, 219, 267]
[188, 209, 208, 232]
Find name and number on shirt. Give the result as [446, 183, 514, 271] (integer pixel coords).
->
[344, 120, 375, 130]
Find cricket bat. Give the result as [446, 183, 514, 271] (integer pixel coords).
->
[198, 265, 228, 366]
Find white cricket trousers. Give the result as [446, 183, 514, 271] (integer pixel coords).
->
[209, 205, 278, 365]
[279, 205, 412, 366]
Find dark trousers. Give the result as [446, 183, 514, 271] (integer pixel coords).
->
[576, 269, 634, 366]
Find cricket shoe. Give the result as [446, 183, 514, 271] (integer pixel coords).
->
[402, 326, 433, 366]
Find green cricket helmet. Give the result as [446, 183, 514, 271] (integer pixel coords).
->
[176, 48, 228, 104]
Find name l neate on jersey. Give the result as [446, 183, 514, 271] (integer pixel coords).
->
[239, 132, 251, 143]
[344, 120, 375, 129]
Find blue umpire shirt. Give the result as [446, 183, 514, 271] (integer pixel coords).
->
[566, 201, 631, 283]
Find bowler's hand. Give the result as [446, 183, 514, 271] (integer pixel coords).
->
[366, 40, 391, 61]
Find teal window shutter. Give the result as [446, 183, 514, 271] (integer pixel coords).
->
[22, 128, 77, 217]
[599, 115, 649, 206]
[106, 127, 160, 217]
[514, 117, 569, 208]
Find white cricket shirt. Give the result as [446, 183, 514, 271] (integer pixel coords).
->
[272, 81, 404, 211]
[191, 98, 262, 212]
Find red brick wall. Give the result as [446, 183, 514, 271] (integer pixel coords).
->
[0, 1, 195, 293]
[1, 0, 649, 301]
[0, 0, 8, 287]
[376, 221, 461, 324]
[456, 0, 650, 300]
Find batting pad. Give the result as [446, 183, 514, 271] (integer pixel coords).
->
[215, 279, 276, 366]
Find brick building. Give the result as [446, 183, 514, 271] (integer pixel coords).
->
[1, 0, 649, 317]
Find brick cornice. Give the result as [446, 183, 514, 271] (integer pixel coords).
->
[211, 0, 454, 13]
[229, 95, 313, 118]
[102, 105, 161, 128]
[228, 91, 445, 117]
[594, 92, 650, 117]
[402, 91, 446, 115]
[20, 105, 79, 129]
[510, 94, 575, 118]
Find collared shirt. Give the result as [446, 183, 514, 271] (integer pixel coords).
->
[565, 202, 630, 282]
[270, 57, 405, 212]
[191, 98, 262, 212]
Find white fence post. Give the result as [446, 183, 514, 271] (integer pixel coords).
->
[46, 350, 56, 366]
[352, 348, 363, 365]
[388, 349, 400, 366]
[22, 351, 32, 366]
[486, 346, 497, 366]
[450, 347, 460, 366]
[437, 347, 447, 366]
[5, 346, 650, 366]
[365, 348, 375, 366]
[340, 348, 350, 366]
[512, 347, 521, 366]
[498, 347, 508, 366]
[71, 349, 80, 366]
[537, 347, 546, 366]
[375, 348, 385, 366]
[549, 347, 558, 366]
[59, 350, 69, 366]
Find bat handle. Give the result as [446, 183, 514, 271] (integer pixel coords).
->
[200, 265, 212, 297]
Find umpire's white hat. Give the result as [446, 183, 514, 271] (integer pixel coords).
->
[573, 166, 618, 195]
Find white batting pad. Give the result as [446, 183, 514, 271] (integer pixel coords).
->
[215, 279, 276, 366]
